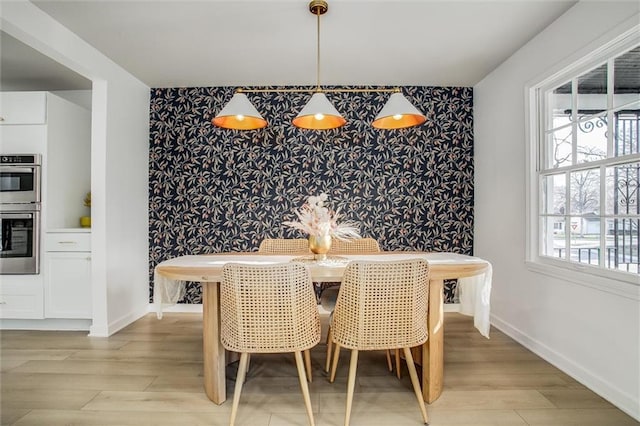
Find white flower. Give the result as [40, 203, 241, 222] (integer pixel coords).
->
[283, 193, 361, 241]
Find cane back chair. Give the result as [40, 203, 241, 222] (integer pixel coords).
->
[322, 238, 402, 376]
[258, 238, 310, 254]
[329, 259, 430, 426]
[258, 238, 314, 381]
[220, 262, 321, 426]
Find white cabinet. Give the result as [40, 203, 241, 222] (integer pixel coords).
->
[44, 231, 91, 319]
[0, 279, 44, 319]
[0, 92, 47, 125]
[46, 232, 91, 251]
[0, 91, 92, 325]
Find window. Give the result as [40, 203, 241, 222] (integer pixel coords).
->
[532, 39, 640, 282]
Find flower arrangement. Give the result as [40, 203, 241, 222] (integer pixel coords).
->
[80, 192, 92, 228]
[283, 193, 360, 241]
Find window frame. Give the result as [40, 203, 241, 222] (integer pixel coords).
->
[526, 26, 640, 289]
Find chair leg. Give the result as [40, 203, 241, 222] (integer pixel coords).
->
[245, 354, 251, 383]
[385, 349, 393, 372]
[395, 348, 402, 379]
[330, 342, 341, 383]
[304, 350, 313, 383]
[229, 352, 249, 426]
[403, 347, 429, 425]
[294, 351, 316, 426]
[325, 326, 333, 373]
[344, 349, 359, 426]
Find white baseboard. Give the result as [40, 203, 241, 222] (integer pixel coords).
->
[0, 318, 92, 331]
[89, 305, 148, 337]
[88, 323, 108, 336]
[491, 313, 640, 421]
[147, 303, 203, 313]
[444, 303, 461, 312]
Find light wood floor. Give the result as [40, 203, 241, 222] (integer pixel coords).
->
[1, 313, 637, 426]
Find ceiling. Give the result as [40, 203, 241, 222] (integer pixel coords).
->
[1, 0, 577, 91]
[0, 31, 92, 91]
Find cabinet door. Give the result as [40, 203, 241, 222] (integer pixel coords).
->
[44, 252, 92, 318]
[0, 280, 45, 319]
[0, 92, 47, 125]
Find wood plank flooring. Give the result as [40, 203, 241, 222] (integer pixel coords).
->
[1, 313, 637, 426]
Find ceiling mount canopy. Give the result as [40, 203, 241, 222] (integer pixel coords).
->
[212, 0, 426, 131]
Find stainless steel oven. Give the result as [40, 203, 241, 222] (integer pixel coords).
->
[0, 154, 42, 274]
[0, 154, 41, 204]
[0, 204, 40, 274]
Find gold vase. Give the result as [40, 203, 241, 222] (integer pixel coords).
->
[308, 234, 332, 260]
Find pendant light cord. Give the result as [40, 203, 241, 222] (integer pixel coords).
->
[316, 7, 321, 92]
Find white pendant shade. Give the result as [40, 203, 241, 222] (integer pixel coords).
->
[372, 92, 426, 129]
[212, 93, 267, 130]
[292, 92, 346, 130]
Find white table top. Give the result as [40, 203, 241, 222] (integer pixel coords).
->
[153, 251, 492, 337]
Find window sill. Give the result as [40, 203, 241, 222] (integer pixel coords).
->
[526, 258, 640, 301]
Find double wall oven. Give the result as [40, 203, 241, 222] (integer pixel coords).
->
[0, 154, 41, 274]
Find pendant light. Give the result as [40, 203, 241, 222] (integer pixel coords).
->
[211, 92, 267, 130]
[292, 92, 346, 129]
[373, 92, 427, 129]
[211, 0, 425, 131]
[292, 0, 345, 130]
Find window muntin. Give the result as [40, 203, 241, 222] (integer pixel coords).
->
[537, 43, 640, 279]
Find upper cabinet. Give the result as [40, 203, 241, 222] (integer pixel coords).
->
[0, 92, 47, 125]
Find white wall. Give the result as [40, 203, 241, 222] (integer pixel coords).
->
[0, 1, 150, 336]
[46, 92, 91, 229]
[51, 90, 92, 111]
[474, 1, 640, 420]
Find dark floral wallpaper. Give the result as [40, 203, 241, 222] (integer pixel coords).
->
[149, 86, 473, 303]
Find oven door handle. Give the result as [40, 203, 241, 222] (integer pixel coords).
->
[0, 213, 34, 220]
[0, 166, 36, 174]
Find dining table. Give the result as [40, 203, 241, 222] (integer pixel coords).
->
[153, 251, 492, 405]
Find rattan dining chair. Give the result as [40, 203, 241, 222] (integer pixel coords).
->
[327, 237, 381, 254]
[258, 238, 310, 254]
[321, 238, 401, 376]
[220, 262, 321, 426]
[258, 238, 314, 382]
[328, 259, 430, 426]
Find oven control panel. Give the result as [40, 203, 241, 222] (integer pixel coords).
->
[0, 154, 41, 165]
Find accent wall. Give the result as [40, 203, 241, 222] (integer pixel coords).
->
[149, 86, 473, 303]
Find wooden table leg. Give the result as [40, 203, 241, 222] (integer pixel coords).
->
[422, 278, 444, 403]
[203, 281, 226, 404]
